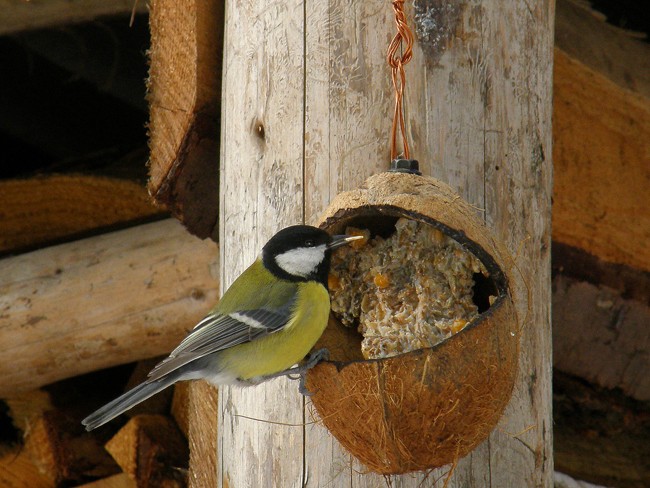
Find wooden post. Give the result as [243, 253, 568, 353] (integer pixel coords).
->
[400, 1, 555, 485]
[218, 2, 306, 486]
[217, 0, 553, 486]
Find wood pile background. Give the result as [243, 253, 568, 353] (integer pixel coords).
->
[551, 2, 650, 486]
[0, 0, 648, 486]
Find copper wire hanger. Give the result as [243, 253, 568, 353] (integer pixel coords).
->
[387, 0, 414, 163]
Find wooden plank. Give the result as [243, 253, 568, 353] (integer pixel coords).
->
[303, 1, 554, 486]
[187, 381, 218, 488]
[552, 45, 650, 273]
[466, 0, 555, 483]
[3, 389, 53, 433]
[554, 371, 650, 487]
[0, 175, 162, 255]
[24, 410, 119, 485]
[551, 242, 650, 401]
[553, 0, 650, 274]
[147, 0, 223, 239]
[303, 3, 407, 485]
[555, 0, 650, 98]
[552, 242, 650, 306]
[171, 382, 191, 439]
[553, 273, 650, 402]
[104, 414, 188, 487]
[0, 446, 52, 488]
[0, 219, 218, 396]
[213, 1, 553, 487]
[218, 0, 306, 485]
[0, 0, 147, 35]
[75, 473, 137, 488]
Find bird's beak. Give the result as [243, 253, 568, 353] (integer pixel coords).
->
[327, 234, 364, 250]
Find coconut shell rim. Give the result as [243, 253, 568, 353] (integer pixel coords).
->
[318, 200, 515, 369]
[320, 203, 509, 297]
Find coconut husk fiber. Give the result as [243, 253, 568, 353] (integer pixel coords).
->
[307, 172, 519, 474]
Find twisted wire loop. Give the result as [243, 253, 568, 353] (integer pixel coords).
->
[387, 0, 414, 161]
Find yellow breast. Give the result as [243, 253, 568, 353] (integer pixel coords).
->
[219, 281, 330, 381]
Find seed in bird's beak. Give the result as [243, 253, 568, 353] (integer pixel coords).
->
[328, 234, 364, 250]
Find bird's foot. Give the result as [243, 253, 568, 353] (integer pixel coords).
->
[303, 348, 330, 368]
[265, 348, 330, 396]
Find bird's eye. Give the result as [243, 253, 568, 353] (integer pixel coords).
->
[304, 239, 315, 247]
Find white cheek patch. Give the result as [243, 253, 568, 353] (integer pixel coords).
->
[275, 245, 327, 278]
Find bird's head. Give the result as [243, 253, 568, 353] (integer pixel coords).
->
[262, 225, 361, 285]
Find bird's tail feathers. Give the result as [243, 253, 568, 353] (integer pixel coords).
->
[82, 376, 176, 431]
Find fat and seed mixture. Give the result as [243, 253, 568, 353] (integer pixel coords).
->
[329, 218, 489, 360]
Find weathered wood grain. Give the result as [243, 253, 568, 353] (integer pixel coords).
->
[555, 0, 650, 98]
[554, 371, 650, 487]
[216, 0, 553, 486]
[302, 6, 398, 483]
[404, 1, 554, 486]
[171, 382, 191, 439]
[553, 274, 650, 402]
[304, 1, 555, 486]
[0, 219, 218, 396]
[187, 381, 218, 488]
[218, 1, 306, 486]
[148, 0, 223, 239]
[104, 414, 188, 486]
[0, 175, 162, 255]
[3, 389, 53, 433]
[552, 242, 650, 402]
[25, 410, 118, 485]
[553, 47, 650, 273]
[75, 473, 137, 488]
[0, 447, 51, 488]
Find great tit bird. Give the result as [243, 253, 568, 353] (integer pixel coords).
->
[82, 225, 361, 431]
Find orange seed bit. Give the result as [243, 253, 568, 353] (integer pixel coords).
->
[373, 273, 390, 289]
[430, 228, 446, 246]
[450, 319, 468, 334]
[328, 273, 341, 290]
[346, 227, 370, 249]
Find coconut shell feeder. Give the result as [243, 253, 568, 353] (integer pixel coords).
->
[306, 171, 519, 474]
[302, 3, 519, 475]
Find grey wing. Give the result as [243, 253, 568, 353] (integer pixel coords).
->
[146, 306, 292, 382]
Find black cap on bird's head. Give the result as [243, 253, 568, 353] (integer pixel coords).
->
[262, 225, 361, 285]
